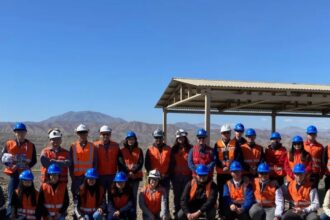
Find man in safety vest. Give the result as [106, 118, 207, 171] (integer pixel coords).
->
[233, 123, 247, 146]
[282, 163, 319, 220]
[249, 163, 284, 220]
[69, 124, 97, 196]
[1, 122, 37, 217]
[178, 164, 217, 220]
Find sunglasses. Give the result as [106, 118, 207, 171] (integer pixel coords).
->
[101, 133, 111, 136]
[222, 131, 231, 135]
[197, 137, 206, 139]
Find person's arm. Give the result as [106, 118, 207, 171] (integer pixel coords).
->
[180, 181, 191, 214]
[188, 149, 196, 172]
[199, 182, 218, 213]
[284, 156, 294, 180]
[1, 144, 8, 165]
[234, 145, 244, 166]
[59, 188, 69, 214]
[274, 185, 284, 217]
[69, 145, 74, 177]
[132, 148, 144, 173]
[144, 149, 151, 173]
[207, 147, 216, 170]
[323, 189, 330, 217]
[303, 188, 319, 213]
[40, 149, 51, 168]
[160, 189, 169, 219]
[29, 145, 37, 168]
[36, 188, 48, 219]
[223, 182, 233, 207]
[320, 145, 325, 176]
[323, 146, 329, 175]
[138, 191, 154, 219]
[242, 184, 254, 211]
[213, 146, 223, 168]
[117, 150, 128, 172]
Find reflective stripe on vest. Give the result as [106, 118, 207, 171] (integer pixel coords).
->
[148, 145, 171, 175]
[227, 180, 247, 205]
[287, 180, 311, 209]
[241, 144, 262, 173]
[143, 185, 164, 215]
[253, 178, 276, 207]
[95, 140, 120, 175]
[72, 142, 94, 176]
[304, 141, 323, 173]
[121, 147, 143, 179]
[215, 139, 236, 174]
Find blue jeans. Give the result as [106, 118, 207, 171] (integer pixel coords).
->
[6, 173, 19, 217]
[321, 213, 330, 220]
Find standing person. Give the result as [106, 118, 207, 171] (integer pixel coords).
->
[233, 123, 247, 146]
[108, 172, 136, 220]
[94, 125, 120, 195]
[321, 188, 330, 220]
[178, 164, 217, 220]
[304, 125, 324, 188]
[10, 170, 38, 220]
[170, 129, 192, 218]
[188, 128, 215, 177]
[74, 168, 106, 220]
[118, 131, 144, 211]
[282, 164, 319, 220]
[145, 128, 171, 208]
[40, 128, 70, 184]
[69, 124, 97, 197]
[139, 169, 169, 220]
[37, 164, 69, 220]
[264, 132, 287, 186]
[249, 163, 284, 220]
[284, 136, 312, 183]
[1, 122, 37, 217]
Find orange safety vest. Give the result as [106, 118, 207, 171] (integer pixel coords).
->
[71, 141, 95, 177]
[112, 193, 129, 210]
[148, 145, 171, 175]
[15, 189, 38, 220]
[227, 179, 248, 205]
[121, 146, 143, 179]
[286, 152, 310, 182]
[287, 180, 311, 209]
[41, 182, 66, 216]
[326, 145, 330, 175]
[215, 139, 237, 174]
[241, 143, 263, 173]
[173, 146, 192, 176]
[304, 141, 323, 174]
[79, 186, 105, 214]
[4, 140, 34, 175]
[95, 140, 119, 175]
[265, 146, 287, 177]
[142, 185, 164, 215]
[253, 178, 276, 207]
[40, 146, 70, 183]
[189, 178, 211, 201]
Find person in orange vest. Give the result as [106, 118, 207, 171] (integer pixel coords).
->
[169, 129, 193, 218]
[94, 125, 120, 195]
[241, 128, 264, 177]
[37, 164, 69, 220]
[1, 122, 37, 218]
[249, 163, 284, 220]
[284, 136, 312, 183]
[40, 128, 70, 184]
[69, 124, 97, 197]
[10, 170, 38, 220]
[145, 128, 172, 209]
[139, 169, 169, 220]
[282, 164, 319, 220]
[264, 132, 287, 186]
[178, 164, 217, 220]
[108, 172, 136, 220]
[74, 168, 106, 220]
[304, 125, 324, 188]
[118, 131, 144, 212]
[233, 123, 247, 146]
[223, 161, 254, 220]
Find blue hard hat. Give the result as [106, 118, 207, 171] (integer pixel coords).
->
[245, 128, 256, 137]
[293, 163, 305, 174]
[306, 125, 317, 134]
[47, 164, 61, 175]
[114, 171, 128, 182]
[230, 161, 242, 172]
[195, 164, 209, 175]
[19, 170, 34, 181]
[85, 168, 99, 179]
[257, 163, 270, 173]
[196, 128, 208, 138]
[234, 123, 245, 132]
[270, 132, 281, 140]
[13, 122, 27, 131]
[126, 131, 136, 139]
[292, 135, 303, 143]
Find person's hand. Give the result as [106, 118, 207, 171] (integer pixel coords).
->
[113, 210, 120, 217]
[187, 213, 193, 220]
[230, 204, 237, 211]
[191, 210, 201, 219]
[79, 217, 85, 220]
[223, 167, 229, 172]
[237, 207, 244, 214]
[274, 217, 280, 220]
[294, 207, 303, 214]
[128, 171, 134, 178]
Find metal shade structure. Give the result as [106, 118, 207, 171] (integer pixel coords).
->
[155, 78, 330, 144]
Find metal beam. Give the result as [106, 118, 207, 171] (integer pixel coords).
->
[205, 92, 211, 145]
[280, 102, 330, 112]
[166, 93, 202, 109]
[222, 100, 267, 111]
[162, 108, 167, 143]
[271, 111, 276, 132]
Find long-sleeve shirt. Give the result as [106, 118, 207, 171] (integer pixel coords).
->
[187, 145, 216, 172]
[274, 187, 284, 217]
[223, 179, 254, 211]
[323, 189, 330, 217]
[139, 187, 168, 219]
[40, 146, 71, 169]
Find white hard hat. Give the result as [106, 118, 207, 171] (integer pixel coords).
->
[2, 153, 14, 165]
[75, 124, 89, 132]
[220, 124, 231, 133]
[48, 129, 62, 139]
[148, 169, 161, 179]
[153, 129, 164, 138]
[100, 125, 112, 133]
[175, 129, 188, 138]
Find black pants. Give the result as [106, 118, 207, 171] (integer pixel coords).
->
[217, 174, 232, 216]
[310, 173, 321, 188]
[270, 176, 284, 187]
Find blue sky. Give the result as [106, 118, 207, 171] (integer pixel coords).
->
[1, 1, 330, 129]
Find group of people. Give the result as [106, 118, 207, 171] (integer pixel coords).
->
[1, 122, 330, 220]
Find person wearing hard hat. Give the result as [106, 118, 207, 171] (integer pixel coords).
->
[233, 123, 247, 146]
[37, 164, 69, 220]
[178, 164, 217, 220]
[223, 161, 254, 220]
[1, 122, 37, 217]
[108, 172, 136, 220]
[40, 128, 70, 184]
[188, 128, 215, 177]
[241, 128, 264, 177]
[139, 169, 169, 220]
[74, 168, 106, 220]
[69, 124, 97, 197]
[282, 164, 319, 220]
[10, 170, 38, 220]
[264, 132, 287, 186]
[170, 129, 193, 218]
[214, 124, 245, 218]
[304, 125, 324, 188]
[284, 136, 312, 183]
[94, 125, 120, 195]
[249, 163, 284, 220]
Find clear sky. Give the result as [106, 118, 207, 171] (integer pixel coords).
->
[1, 1, 330, 129]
